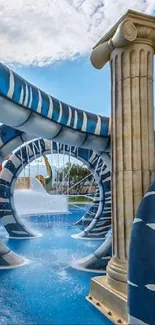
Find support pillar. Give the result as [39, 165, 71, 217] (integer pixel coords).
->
[88, 10, 155, 324]
[108, 40, 154, 294]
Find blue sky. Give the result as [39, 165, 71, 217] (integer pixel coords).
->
[2, 1, 155, 120]
[1, 0, 155, 170]
[14, 57, 111, 118]
[14, 54, 155, 120]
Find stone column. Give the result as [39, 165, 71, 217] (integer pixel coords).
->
[88, 11, 155, 324]
[107, 41, 154, 294]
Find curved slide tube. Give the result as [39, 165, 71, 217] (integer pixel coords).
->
[72, 162, 111, 239]
[0, 126, 36, 268]
[128, 182, 155, 325]
[0, 61, 110, 269]
[0, 240, 27, 269]
[72, 228, 112, 272]
[0, 63, 110, 153]
[74, 152, 111, 228]
[74, 187, 101, 228]
[72, 186, 112, 271]
[0, 139, 110, 239]
[0, 125, 35, 161]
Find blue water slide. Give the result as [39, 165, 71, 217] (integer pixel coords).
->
[0, 62, 111, 270]
[0, 63, 110, 153]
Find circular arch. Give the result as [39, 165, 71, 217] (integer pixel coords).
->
[72, 161, 111, 240]
[0, 139, 110, 239]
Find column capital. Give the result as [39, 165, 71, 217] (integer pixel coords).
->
[91, 10, 155, 69]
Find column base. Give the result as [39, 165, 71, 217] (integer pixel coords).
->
[86, 276, 127, 325]
[107, 257, 127, 294]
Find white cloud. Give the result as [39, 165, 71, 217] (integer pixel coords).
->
[0, 0, 154, 66]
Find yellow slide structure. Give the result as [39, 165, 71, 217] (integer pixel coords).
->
[36, 156, 52, 193]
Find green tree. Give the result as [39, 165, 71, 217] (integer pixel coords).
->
[59, 163, 94, 194]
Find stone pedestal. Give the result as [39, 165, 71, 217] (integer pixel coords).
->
[87, 277, 127, 324]
[89, 10, 155, 324]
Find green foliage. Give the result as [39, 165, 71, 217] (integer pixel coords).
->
[68, 196, 92, 203]
[65, 163, 92, 183]
[58, 163, 94, 194]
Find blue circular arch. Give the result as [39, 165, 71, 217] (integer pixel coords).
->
[0, 139, 111, 239]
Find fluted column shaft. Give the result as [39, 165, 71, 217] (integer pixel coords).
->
[107, 42, 154, 293]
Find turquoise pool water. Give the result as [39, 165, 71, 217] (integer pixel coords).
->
[0, 206, 112, 325]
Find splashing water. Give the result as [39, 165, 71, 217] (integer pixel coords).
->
[0, 206, 112, 325]
[14, 177, 68, 216]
